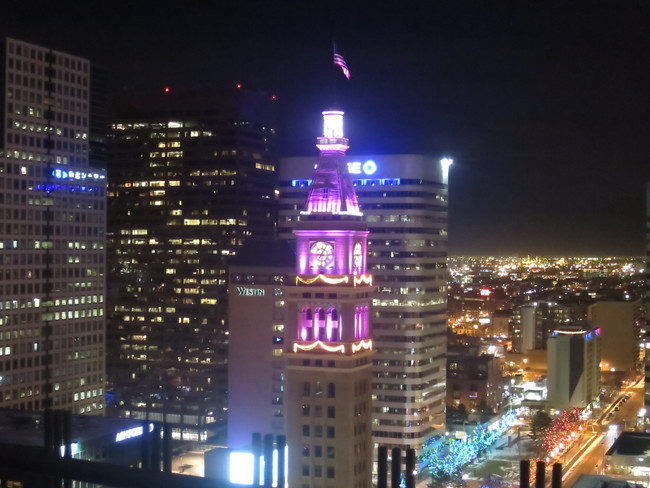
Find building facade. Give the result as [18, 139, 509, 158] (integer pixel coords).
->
[106, 87, 277, 441]
[546, 326, 601, 412]
[0, 37, 106, 413]
[227, 239, 294, 450]
[284, 110, 374, 488]
[279, 153, 449, 453]
[515, 301, 571, 354]
[587, 298, 643, 378]
[447, 335, 504, 413]
[645, 183, 650, 430]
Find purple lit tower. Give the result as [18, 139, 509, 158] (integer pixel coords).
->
[285, 110, 374, 488]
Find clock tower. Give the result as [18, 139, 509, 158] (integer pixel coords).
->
[285, 110, 374, 488]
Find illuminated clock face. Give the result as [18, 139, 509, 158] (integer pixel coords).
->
[310, 241, 335, 269]
[353, 242, 363, 272]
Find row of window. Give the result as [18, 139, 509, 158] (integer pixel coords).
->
[301, 425, 336, 438]
[6, 41, 89, 73]
[302, 404, 336, 418]
[301, 464, 335, 478]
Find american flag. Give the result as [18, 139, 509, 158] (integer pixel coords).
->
[333, 53, 350, 79]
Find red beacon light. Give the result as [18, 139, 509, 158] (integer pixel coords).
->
[271, 94, 277, 100]
[236, 83, 242, 89]
[163, 87, 171, 93]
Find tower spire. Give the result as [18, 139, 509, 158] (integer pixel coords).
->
[304, 110, 360, 215]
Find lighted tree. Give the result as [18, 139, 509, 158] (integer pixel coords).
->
[530, 410, 552, 439]
[539, 408, 584, 457]
[419, 410, 517, 481]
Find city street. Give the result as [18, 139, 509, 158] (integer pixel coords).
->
[450, 380, 644, 487]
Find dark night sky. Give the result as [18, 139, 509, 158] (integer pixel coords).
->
[3, 1, 650, 256]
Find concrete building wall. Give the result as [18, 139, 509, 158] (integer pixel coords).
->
[227, 265, 291, 450]
[520, 305, 536, 353]
[547, 329, 600, 411]
[588, 299, 642, 376]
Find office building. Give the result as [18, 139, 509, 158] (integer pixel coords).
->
[0, 37, 106, 413]
[106, 87, 277, 441]
[447, 333, 504, 413]
[514, 301, 571, 353]
[604, 431, 650, 485]
[546, 325, 601, 412]
[283, 110, 374, 488]
[490, 309, 511, 339]
[279, 152, 449, 453]
[587, 298, 643, 378]
[227, 239, 294, 450]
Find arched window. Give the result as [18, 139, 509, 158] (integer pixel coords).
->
[301, 308, 313, 340]
[315, 308, 326, 340]
[328, 308, 340, 341]
[354, 307, 362, 338]
[362, 305, 368, 337]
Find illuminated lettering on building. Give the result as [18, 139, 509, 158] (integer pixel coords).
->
[347, 160, 377, 175]
[52, 168, 105, 181]
[236, 287, 265, 297]
[115, 423, 154, 442]
[115, 426, 143, 442]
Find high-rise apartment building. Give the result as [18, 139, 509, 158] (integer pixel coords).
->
[106, 87, 277, 441]
[0, 37, 106, 413]
[279, 153, 449, 453]
[284, 110, 374, 488]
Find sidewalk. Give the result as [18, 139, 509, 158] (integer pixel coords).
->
[416, 430, 536, 488]
[469, 434, 531, 484]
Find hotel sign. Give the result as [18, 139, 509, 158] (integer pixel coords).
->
[115, 423, 154, 443]
[236, 287, 265, 297]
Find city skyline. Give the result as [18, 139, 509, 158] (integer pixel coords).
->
[2, 1, 649, 255]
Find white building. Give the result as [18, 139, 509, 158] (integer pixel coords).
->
[0, 37, 106, 413]
[547, 326, 601, 411]
[227, 239, 294, 450]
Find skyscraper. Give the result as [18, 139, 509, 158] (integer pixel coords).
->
[279, 153, 449, 454]
[284, 110, 374, 488]
[0, 37, 106, 413]
[106, 87, 277, 441]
